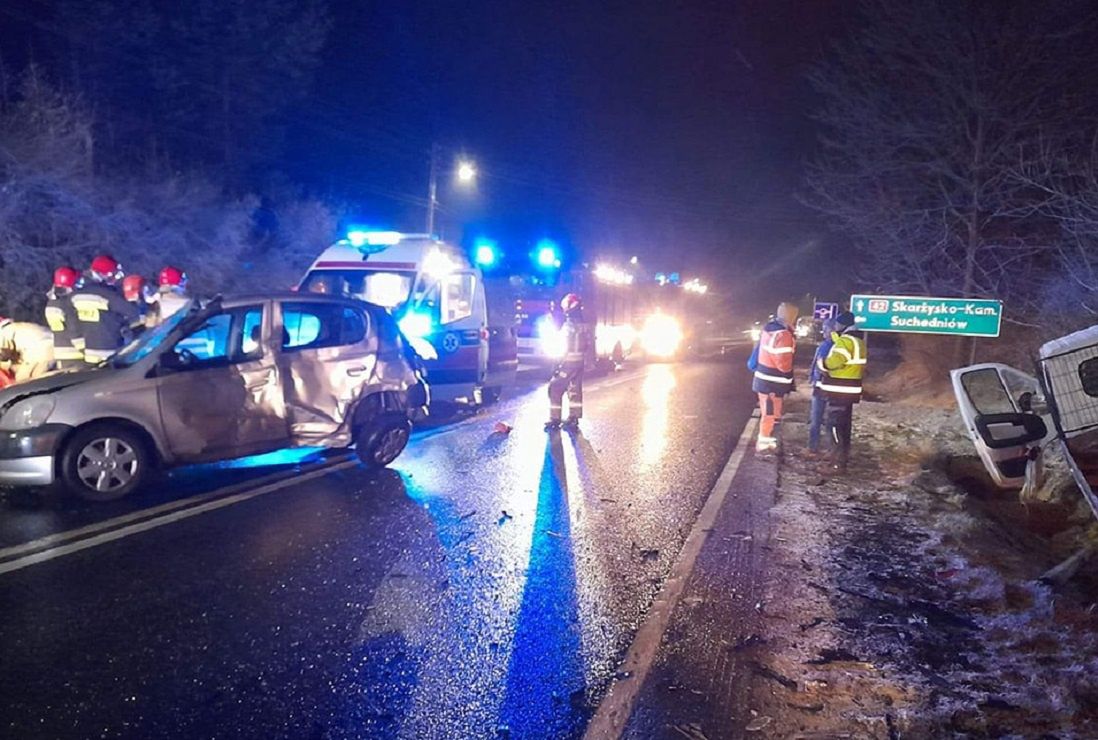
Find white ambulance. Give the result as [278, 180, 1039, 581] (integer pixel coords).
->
[300, 231, 494, 405]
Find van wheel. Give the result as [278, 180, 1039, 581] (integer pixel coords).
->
[60, 424, 152, 502]
[354, 414, 411, 468]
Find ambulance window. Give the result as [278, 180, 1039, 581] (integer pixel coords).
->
[440, 272, 475, 324]
[1079, 358, 1098, 397]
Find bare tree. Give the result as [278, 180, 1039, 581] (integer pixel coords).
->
[0, 70, 336, 318]
[804, 0, 1098, 327]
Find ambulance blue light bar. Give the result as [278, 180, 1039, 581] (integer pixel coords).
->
[347, 229, 403, 248]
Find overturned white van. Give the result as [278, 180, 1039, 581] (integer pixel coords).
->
[952, 325, 1098, 520]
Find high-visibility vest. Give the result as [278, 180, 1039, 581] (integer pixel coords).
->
[752, 322, 795, 395]
[819, 332, 866, 402]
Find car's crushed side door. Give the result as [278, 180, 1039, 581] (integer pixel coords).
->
[276, 300, 379, 446]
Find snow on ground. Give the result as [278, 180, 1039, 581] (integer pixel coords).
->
[747, 387, 1098, 738]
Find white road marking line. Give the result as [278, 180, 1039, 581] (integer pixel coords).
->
[0, 455, 355, 563]
[583, 415, 759, 740]
[0, 460, 360, 576]
[0, 366, 656, 575]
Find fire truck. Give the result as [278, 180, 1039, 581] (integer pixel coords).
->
[513, 263, 698, 365]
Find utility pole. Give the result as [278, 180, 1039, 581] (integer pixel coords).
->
[426, 142, 439, 236]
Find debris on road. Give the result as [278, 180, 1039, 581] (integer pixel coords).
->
[493, 421, 512, 435]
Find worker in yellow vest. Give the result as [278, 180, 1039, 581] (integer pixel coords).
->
[817, 311, 867, 472]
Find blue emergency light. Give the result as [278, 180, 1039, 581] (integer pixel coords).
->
[346, 229, 402, 251]
[474, 239, 499, 268]
[535, 239, 561, 270]
[398, 309, 433, 338]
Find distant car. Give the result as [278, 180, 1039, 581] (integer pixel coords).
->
[0, 294, 428, 501]
[795, 316, 822, 342]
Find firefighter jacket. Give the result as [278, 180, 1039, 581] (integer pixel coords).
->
[45, 288, 83, 362]
[819, 330, 866, 403]
[559, 317, 590, 368]
[751, 319, 795, 395]
[157, 287, 190, 323]
[69, 282, 139, 363]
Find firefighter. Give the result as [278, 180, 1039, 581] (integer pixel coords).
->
[70, 254, 139, 365]
[156, 265, 190, 322]
[545, 293, 589, 431]
[750, 302, 798, 453]
[0, 318, 54, 382]
[818, 311, 867, 473]
[45, 265, 84, 369]
[122, 274, 158, 330]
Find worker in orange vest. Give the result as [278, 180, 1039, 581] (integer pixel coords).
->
[749, 302, 798, 453]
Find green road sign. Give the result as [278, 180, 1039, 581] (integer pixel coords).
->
[850, 294, 1002, 337]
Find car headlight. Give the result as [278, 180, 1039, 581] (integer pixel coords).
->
[0, 396, 56, 430]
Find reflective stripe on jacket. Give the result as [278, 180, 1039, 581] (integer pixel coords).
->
[751, 320, 795, 395]
[45, 290, 83, 361]
[559, 318, 589, 367]
[819, 331, 866, 403]
[70, 281, 139, 359]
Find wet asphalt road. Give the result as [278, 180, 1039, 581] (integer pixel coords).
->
[0, 356, 753, 739]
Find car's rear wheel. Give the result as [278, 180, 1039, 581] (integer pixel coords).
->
[60, 424, 153, 502]
[354, 414, 411, 468]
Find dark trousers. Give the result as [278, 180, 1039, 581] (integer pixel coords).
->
[826, 401, 854, 463]
[808, 395, 827, 451]
[548, 364, 583, 421]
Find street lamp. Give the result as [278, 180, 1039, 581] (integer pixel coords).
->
[457, 161, 477, 183]
[426, 145, 477, 235]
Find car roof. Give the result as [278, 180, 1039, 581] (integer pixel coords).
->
[214, 292, 390, 313]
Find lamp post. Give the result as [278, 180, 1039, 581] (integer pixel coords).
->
[426, 144, 476, 236]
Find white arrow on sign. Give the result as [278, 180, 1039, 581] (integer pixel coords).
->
[855, 299, 864, 312]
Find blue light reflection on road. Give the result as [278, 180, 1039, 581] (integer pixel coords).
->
[498, 432, 587, 737]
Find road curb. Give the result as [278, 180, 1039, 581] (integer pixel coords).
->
[583, 415, 761, 739]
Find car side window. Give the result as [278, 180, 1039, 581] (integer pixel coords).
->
[176, 313, 232, 364]
[172, 306, 264, 368]
[281, 302, 369, 353]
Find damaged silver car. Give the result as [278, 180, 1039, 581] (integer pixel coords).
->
[952, 326, 1098, 520]
[0, 294, 429, 501]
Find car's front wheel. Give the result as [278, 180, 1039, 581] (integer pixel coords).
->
[60, 424, 153, 502]
[354, 414, 412, 469]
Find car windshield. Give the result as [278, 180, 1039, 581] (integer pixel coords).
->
[110, 301, 196, 368]
[301, 269, 414, 309]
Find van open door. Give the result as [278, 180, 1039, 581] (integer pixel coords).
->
[950, 363, 1051, 488]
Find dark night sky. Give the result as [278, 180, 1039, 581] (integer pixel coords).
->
[0, 0, 851, 305]
[284, 0, 850, 303]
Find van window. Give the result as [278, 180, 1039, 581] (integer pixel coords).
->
[960, 368, 1015, 415]
[441, 272, 476, 324]
[282, 302, 368, 352]
[1079, 357, 1098, 397]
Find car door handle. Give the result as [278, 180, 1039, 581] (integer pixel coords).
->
[346, 366, 369, 377]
